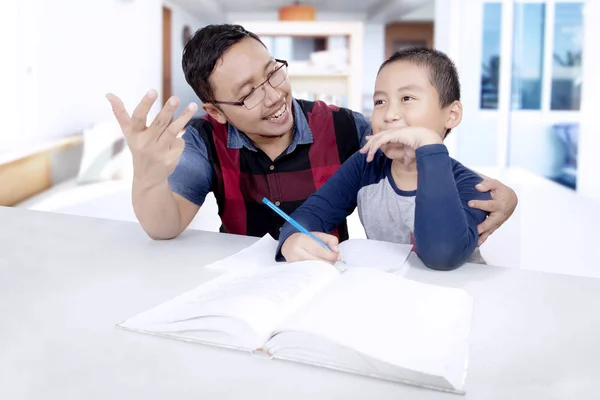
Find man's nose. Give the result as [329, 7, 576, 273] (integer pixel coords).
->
[263, 84, 281, 107]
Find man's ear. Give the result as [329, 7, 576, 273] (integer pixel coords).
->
[445, 100, 463, 131]
[202, 103, 227, 124]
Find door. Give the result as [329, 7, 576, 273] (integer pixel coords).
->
[162, 6, 172, 104]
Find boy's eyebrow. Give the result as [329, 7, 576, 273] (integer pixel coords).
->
[233, 59, 276, 95]
[373, 84, 424, 97]
[396, 84, 424, 92]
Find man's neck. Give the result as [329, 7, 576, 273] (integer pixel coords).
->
[249, 128, 294, 161]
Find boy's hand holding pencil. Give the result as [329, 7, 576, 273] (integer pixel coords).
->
[280, 231, 343, 265]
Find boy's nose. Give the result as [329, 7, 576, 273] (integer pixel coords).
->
[384, 107, 402, 123]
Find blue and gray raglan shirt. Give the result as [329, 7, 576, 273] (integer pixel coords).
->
[277, 144, 491, 270]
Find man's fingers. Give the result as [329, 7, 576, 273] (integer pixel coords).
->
[105, 93, 131, 133]
[159, 102, 198, 145]
[476, 215, 497, 235]
[477, 231, 491, 247]
[150, 96, 181, 140]
[468, 199, 497, 213]
[476, 178, 500, 192]
[131, 89, 159, 133]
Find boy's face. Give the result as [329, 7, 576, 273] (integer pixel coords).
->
[202, 37, 294, 139]
[371, 60, 461, 158]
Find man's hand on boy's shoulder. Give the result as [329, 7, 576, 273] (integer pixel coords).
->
[281, 232, 342, 264]
[469, 178, 519, 246]
[359, 126, 443, 164]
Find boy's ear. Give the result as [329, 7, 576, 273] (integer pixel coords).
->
[202, 103, 227, 124]
[445, 100, 463, 131]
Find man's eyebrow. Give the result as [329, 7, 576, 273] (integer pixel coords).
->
[233, 59, 276, 95]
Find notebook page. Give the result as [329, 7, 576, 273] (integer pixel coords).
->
[274, 268, 472, 388]
[339, 239, 413, 275]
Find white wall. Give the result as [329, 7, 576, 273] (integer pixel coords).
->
[0, 0, 19, 151]
[362, 24, 385, 113]
[578, 0, 600, 200]
[433, 0, 464, 158]
[227, 12, 368, 22]
[3, 0, 162, 150]
[400, 2, 435, 21]
[164, 2, 209, 117]
[227, 12, 383, 116]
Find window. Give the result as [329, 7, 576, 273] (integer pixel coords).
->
[511, 3, 546, 110]
[550, 3, 584, 110]
[480, 3, 502, 110]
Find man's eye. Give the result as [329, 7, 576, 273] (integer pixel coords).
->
[241, 88, 255, 100]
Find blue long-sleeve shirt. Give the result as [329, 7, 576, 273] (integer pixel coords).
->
[277, 144, 491, 270]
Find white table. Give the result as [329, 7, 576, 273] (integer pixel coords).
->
[1, 207, 599, 399]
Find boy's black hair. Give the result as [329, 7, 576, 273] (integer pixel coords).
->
[378, 47, 461, 109]
[182, 24, 265, 103]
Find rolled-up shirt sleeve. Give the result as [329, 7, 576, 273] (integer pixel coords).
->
[168, 124, 213, 206]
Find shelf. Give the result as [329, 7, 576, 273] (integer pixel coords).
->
[234, 20, 364, 113]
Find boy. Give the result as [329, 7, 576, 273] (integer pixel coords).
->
[276, 48, 491, 271]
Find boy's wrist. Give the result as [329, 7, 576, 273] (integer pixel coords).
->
[417, 132, 443, 148]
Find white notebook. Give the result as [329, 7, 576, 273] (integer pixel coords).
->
[206, 235, 414, 276]
[118, 244, 473, 394]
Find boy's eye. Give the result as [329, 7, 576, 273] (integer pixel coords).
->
[401, 96, 413, 102]
[374, 99, 385, 106]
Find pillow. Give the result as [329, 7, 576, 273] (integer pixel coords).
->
[77, 120, 132, 183]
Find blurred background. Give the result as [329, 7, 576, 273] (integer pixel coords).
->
[1, 0, 599, 276]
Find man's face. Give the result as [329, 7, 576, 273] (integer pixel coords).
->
[205, 37, 294, 139]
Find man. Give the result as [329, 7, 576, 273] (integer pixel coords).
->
[106, 24, 517, 246]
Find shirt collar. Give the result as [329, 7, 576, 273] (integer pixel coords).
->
[226, 98, 313, 154]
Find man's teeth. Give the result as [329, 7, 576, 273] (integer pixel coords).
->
[266, 104, 286, 120]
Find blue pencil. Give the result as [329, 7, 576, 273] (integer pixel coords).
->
[262, 197, 347, 267]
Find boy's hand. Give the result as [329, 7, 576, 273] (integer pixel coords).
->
[281, 232, 341, 264]
[359, 127, 443, 164]
[469, 177, 518, 246]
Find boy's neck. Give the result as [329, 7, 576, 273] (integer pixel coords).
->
[391, 159, 418, 191]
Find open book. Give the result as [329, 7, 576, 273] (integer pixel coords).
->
[118, 254, 473, 394]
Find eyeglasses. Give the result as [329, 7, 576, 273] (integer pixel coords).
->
[210, 59, 288, 110]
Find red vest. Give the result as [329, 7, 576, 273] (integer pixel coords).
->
[193, 99, 361, 240]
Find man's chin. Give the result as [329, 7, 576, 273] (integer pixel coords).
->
[258, 120, 294, 139]
[257, 132, 287, 139]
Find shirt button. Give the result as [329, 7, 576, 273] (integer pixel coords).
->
[275, 201, 281, 206]
[279, 227, 282, 232]
[269, 165, 275, 171]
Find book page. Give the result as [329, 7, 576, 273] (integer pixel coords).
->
[339, 239, 413, 275]
[205, 234, 279, 272]
[271, 268, 472, 387]
[119, 261, 340, 348]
